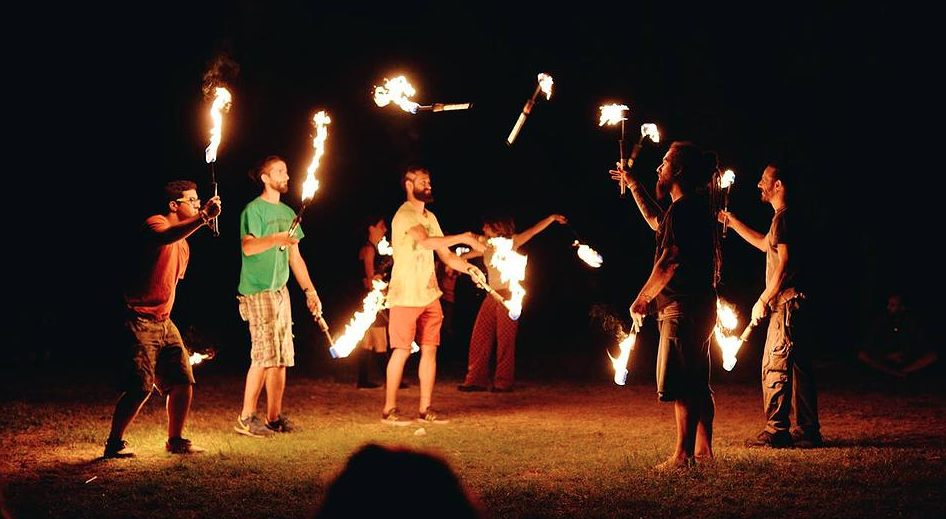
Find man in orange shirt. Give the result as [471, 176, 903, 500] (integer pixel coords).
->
[104, 180, 221, 458]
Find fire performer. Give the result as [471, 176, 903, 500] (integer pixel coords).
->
[234, 156, 324, 438]
[103, 181, 221, 458]
[717, 161, 822, 448]
[382, 166, 486, 425]
[354, 215, 394, 389]
[612, 142, 720, 470]
[457, 213, 567, 393]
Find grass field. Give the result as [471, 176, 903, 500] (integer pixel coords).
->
[1, 360, 944, 519]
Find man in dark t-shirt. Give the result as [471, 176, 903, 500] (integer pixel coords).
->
[613, 141, 719, 470]
[719, 163, 822, 448]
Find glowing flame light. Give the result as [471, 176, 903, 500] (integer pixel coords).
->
[537, 73, 554, 100]
[189, 352, 212, 366]
[720, 169, 736, 189]
[205, 87, 232, 163]
[373, 76, 420, 114]
[641, 123, 661, 143]
[377, 236, 393, 256]
[714, 298, 743, 371]
[329, 279, 389, 359]
[599, 104, 629, 126]
[301, 110, 330, 201]
[608, 330, 637, 385]
[487, 237, 528, 320]
[573, 240, 603, 268]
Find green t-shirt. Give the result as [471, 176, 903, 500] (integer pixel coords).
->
[238, 197, 304, 295]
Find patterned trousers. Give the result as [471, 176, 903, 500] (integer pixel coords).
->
[463, 295, 519, 389]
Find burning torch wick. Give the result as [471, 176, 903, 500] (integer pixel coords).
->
[467, 268, 506, 305]
[417, 102, 473, 112]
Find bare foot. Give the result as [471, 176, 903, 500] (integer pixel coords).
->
[654, 456, 691, 471]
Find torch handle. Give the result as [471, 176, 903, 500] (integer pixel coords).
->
[278, 212, 305, 252]
[738, 321, 757, 342]
[209, 182, 220, 237]
[721, 191, 731, 237]
[313, 313, 335, 346]
[506, 100, 533, 146]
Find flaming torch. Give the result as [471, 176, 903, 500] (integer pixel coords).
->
[328, 279, 389, 359]
[280, 110, 330, 251]
[719, 169, 736, 237]
[714, 298, 748, 371]
[623, 123, 662, 196]
[599, 104, 630, 195]
[608, 325, 638, 385]
[377, 236, 393, 256]
[204, 86, 232, 237]
[565, 222, 603, 268]
[373, 75, 471, 114]
[486, 237, 528, 320]
[506, 72, 554, 146]
[188, 351, 214, 366]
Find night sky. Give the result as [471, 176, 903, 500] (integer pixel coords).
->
[13, 3, 934, 372]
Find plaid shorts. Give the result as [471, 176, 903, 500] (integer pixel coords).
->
[238, 285, 295, 368]
[119, 316, 195, 394]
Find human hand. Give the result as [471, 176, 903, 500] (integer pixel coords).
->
[202, 196, 222, 218]
[464, 232, 487, 252]
[717, 210, 732, 226]
[549, 214, 568, 225]
[272, 231, 300, 248]
[609, 167, 634, 188]
[305, 289, 323, 316]
[751, 298, 769, 323]
[629, 296, 650, 330]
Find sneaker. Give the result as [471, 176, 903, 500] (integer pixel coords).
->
[417, 407, 449, 424]
[380, 407, 412, 426]
[267, 415, 298, 433]
[791, 431, 824, 448]
[103, 439, 135, 459]
[745, 430, 793, 448]
[457, 384, 487, 392]
[234, 414, 276, 438]
[165, 437, 205, 454]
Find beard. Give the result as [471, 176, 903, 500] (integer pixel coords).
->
[656, 177, 671, 201]
[414, 187, 434, 203]
[276, 181, 289, 194]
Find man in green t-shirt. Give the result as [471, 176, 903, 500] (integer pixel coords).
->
[381, 166, 484, 425]
[234, 155, 324, 438]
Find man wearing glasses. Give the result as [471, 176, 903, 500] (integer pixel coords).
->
[104, 180, 222, 458]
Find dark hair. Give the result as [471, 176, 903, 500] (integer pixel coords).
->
[667, 141, 719, 192]
[482, 213, 515, 237]
[163, 180, 197, 202]
[248, 155, 286, 187]
[399, 165, 430, 188]
[313, 444, 481, 519]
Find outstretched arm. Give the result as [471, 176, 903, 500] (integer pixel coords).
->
[718, 210, 767, 252]
[407, 224, 486, 252]
[512, 214, 567, 249]
[436, 247, 485, 281]
[152, 196, 222, 245]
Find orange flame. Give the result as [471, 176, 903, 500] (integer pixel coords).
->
[713, 298, 743, 371]
[302, 110, 330, 201]
[205, 87, 232, 163]
[487, 237, 528, 320]
[537, 73, 554, 100]
[572, 240, 603, 268]
[373, 76, 420, 113]
[598, 104, 629, 126]
[608, 330, 637, 385]
[640, 123, 660, 143]
[329, 279, 388, 359]
[189, 352, 212, 366]
[719, 169, 736, 189]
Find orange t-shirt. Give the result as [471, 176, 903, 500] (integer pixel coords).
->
[124, 215, 189, 321]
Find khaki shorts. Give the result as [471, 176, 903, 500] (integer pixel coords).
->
[388, 300, 443, 350]
[119, 316, 195, 394]
[238, 285, 295, 368]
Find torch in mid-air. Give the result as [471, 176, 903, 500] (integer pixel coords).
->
[506, 72, 554, 146]
[373, 75, 472, 114]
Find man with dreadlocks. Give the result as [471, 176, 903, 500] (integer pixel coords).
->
[611, 141, 721, 470]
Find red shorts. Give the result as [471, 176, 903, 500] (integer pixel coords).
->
[388, 299, 443, 350]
